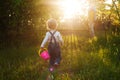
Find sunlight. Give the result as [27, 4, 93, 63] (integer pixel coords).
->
[105, 0, 112, 4]
[59, 0, 89, 20]
[61, 0, 77, 19]
[105, 0, 112, 10]
[105, 0, 118, 10]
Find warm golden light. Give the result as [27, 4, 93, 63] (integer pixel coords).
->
[58, 0, 89, 20]
[105, 0, 112, 4]
[105, 0, 112, 10]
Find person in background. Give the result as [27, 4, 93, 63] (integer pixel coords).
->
[88, 4, 96, 38]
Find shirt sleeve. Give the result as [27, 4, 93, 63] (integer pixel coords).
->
[58, 32, 64, 45]
[40, 32, 49, 47]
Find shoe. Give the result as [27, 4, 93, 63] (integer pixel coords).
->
[54, 62, 59, 66]
[49, 67, 54, 72]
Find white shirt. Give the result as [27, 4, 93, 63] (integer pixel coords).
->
[88, 6, 96, 22]
[40, 30, 63, 47]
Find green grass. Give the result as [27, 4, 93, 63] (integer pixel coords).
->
[0, 32, 120, 80]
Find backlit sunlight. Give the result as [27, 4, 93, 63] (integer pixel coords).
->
[58, 0, 89, 20]
[105, 0, 112, 10]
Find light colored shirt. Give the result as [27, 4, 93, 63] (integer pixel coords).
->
[40, 30, 63, 47]
[88, 6, 96, 22]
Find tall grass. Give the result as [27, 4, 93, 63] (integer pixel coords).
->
[0, 30, 120, 80]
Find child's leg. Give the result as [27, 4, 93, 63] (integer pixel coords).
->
[56, 53, 61, 64]
[49, 56, 55, 72]
[49, 56, 55, 66]
[48, 46, 55, 66]
[54, 49, 61, 65]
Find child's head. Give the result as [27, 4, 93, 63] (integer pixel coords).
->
[46, 18, 58, 30]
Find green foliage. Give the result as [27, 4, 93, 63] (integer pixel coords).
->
[0, 0, 120, 48]
[0, 29, 120, 80]
[0, 1, 120, 79]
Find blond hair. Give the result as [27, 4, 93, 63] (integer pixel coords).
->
[46, 18, 58, 30]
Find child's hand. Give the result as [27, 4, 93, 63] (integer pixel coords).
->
[38, 47, 44, 55]
[41, 47, 47, 51]
[40, 47, 44, 50]
[38, 47, 47, 55]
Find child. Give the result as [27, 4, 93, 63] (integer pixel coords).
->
[40, 18, 63, 72]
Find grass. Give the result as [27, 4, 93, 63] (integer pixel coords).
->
[0, 31, 120, 80]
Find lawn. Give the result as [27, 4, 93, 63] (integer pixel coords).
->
[0, 30, 120, 80]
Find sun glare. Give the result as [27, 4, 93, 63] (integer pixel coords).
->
[105, 0, 112, 4]
[59, 0, 89, 20]
[105, 0, 118, 10]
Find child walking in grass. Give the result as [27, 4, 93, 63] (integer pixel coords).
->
[40, 18, 63, 72]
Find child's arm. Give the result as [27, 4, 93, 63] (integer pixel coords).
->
[39, 32, 49, 55]
[58, 32, 63, 46]
[40, 32, 49, 48]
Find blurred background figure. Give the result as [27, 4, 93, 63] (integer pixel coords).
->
[88, 4, 96, 38]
